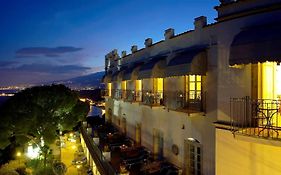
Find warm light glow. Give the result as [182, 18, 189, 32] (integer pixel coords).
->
[72, 145, 76, 150]
[102, 109, 105, 115]
[276, 64, 281, 98]
[136, 80, 142, 91]
[26, 144, 40, 159]
[186, 75, 201, 100]
[261, 62, 275, 99]
[69, 133, 73, 137]
[76, 165, 81, 169]
[108, 83, 112, 97]
[79, 98, 86, 102]
[154, 78, 163, 92]
[16, 152, 21, 157]
[121, 81, 127, 90]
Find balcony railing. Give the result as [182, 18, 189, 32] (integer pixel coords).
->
[230, 97, 281, 140]
[111, 89, 122, 100]
[104, 89, 205, 112]
[164, 91, 205, 113]
[122, 90, 142, 103]
[142, 90, 164, 106]
[101, 89, 110, 97]
[80, 126, 117, 175]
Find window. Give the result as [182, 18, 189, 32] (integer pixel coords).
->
[108, 83, 112, 97]
[186, 139, 202, 175]
[135, 80, 142, 102]
[186, 75, 202, 100]
[153, 78, 164, 105]
[121, 81, 127, 90]
[121, 81, 127, 99]
[135, 80, 142, 91]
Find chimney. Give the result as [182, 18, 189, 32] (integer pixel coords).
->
[121, 51, 127, 58]
[164, 28, 175, 40]
[194, 16, 207, 30]
[144, 38, 153, 47]
[131, 45, 138, 53]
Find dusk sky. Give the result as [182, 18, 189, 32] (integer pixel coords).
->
[0, 0, 217, 86]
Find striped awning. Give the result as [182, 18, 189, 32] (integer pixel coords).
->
[229, 24, 281, 65]
[166, 46, 207, 77]
[138, 55, 167, 79]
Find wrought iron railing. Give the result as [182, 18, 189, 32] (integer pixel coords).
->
[230, 96, 281, 140]
[122, 90, 142, 102]
[111, 89, 122, 100]
[101, 89, 110, 97]
[142, 90, 164, 106]
[80, 126, 117, 175]
[164, 91, 205, 113]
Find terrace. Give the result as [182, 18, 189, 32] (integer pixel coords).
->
[80, 121, 181, 175]
[230, 97, 281, 140]
[102, 89, 205, 113]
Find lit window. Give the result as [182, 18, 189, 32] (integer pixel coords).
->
[121, 81, 127, 90]
[186, 75, 202, 100]
[135, 80, 142, 91]
[108, 83, 111, 97]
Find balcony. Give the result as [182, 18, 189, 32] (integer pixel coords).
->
[122, 90, 142, 103]
[164, 91, 205, 113]
[142, 90, 164, 107]
[81, 122, 181, 175]
[112, 89, 122, 100]
[230, 97, 281, 140]
[101, 89, 110, 97]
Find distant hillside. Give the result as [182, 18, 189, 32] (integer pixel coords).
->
[53, 71, 105, 88]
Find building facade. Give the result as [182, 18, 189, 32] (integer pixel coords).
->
[102, 0, 281, 174]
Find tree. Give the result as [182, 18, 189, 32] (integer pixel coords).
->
[0, 84, 89, 157]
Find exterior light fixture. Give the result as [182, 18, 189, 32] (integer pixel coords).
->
[16, 152, 22, 157]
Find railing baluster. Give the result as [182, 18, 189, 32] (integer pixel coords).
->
[230, 97, 280, 140]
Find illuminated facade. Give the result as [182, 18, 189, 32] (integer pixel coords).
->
[102, 0, 281, 174]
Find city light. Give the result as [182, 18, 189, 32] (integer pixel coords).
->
[26, 144, 40, 159]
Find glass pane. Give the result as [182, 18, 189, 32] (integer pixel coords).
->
[197, 163, 201, 169]
[197, 83, 201, 90]
[157, 78, 163, 91]
[190, 145, 194, 151]
[196, 92, 201, 99]
[196, 75, 201, 82]
[197, 147, 201, 154]
[190, 91, 195, 99]
[190, 75, 195, 81]
[190, 82, 195, 90]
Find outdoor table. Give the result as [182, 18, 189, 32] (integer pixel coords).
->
[258, 106, 279, 136]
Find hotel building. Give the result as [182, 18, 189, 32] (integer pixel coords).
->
[102, 0, 281, 174]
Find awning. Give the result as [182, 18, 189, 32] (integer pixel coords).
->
[138, 55, 167, 79]
[166, 46, 207, 77]
[111, 66, 127, 81]
[229, 24, 281, 65]
[123, 62, 143, 81]
[111, 71, 124, 81]
[102, 74, 112, 83]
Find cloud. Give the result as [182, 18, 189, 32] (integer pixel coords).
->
[0, 61, 19, 68]
[15, 46, 83, 58]
[15, 63, 91, 74]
